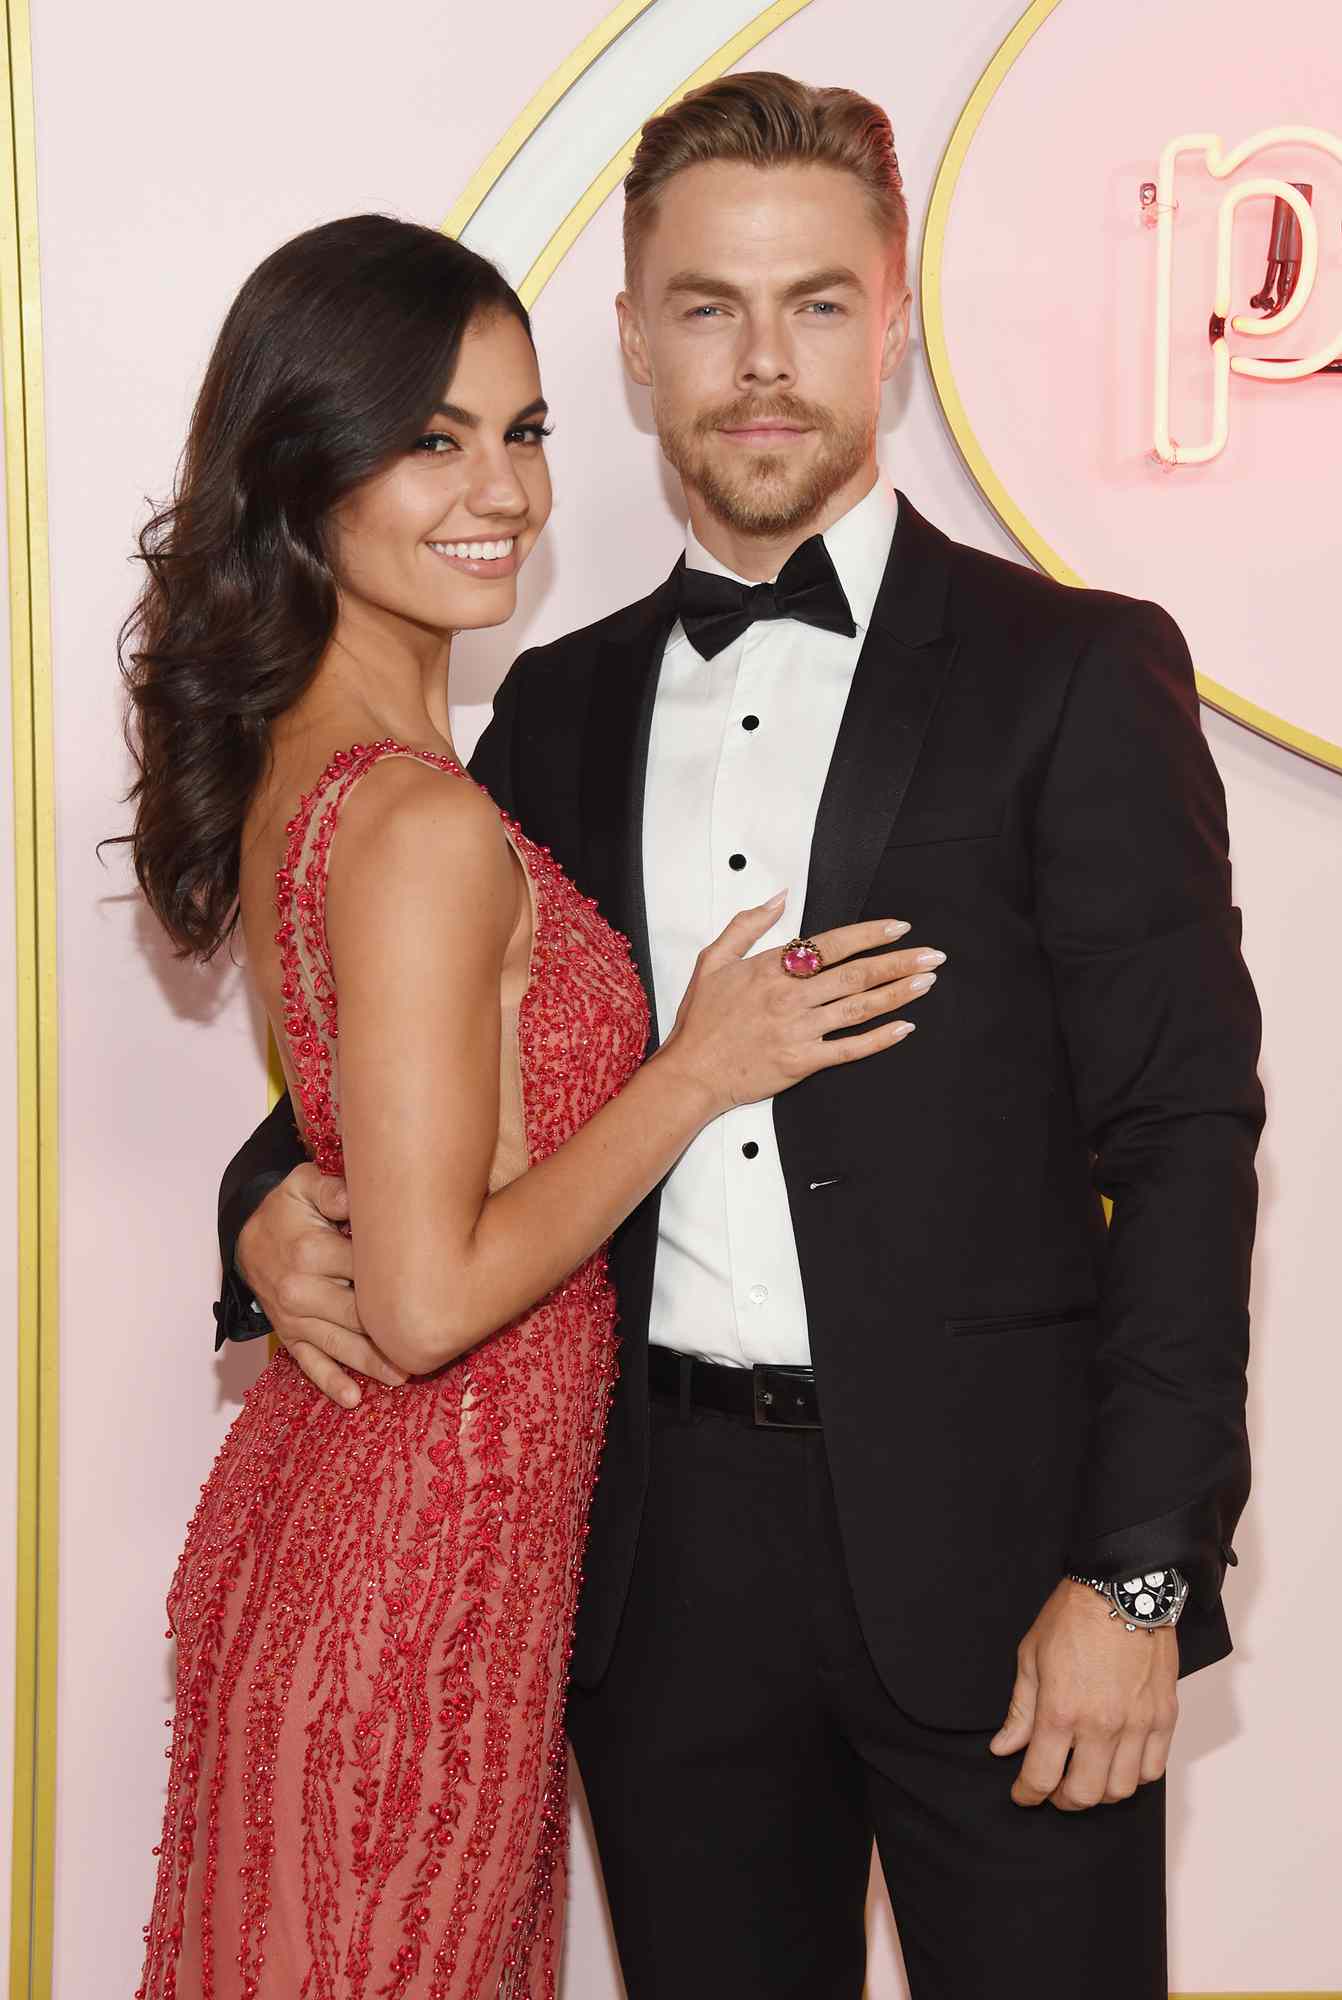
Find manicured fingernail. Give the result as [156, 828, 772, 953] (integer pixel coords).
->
[915, 949, 946, 969]
[341, 1386, 361, 1408]
[894, 1021, 916, 1038]
[909, 972, 937, 993]
[767, 889, 788, 905]
[884, 920, 911, 937]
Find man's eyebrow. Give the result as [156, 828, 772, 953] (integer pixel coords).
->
[433, 397, 550, 427]
[661, 267, 865, 303]
[779, 266, 864, 301]
[662, 271, 749, 303]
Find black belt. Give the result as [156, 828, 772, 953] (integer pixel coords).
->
[647, 1344, 822, 1430]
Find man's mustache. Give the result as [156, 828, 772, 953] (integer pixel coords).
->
[690, 396, 834, 437]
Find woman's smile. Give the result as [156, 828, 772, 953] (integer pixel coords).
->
[425, 533, 520, 578]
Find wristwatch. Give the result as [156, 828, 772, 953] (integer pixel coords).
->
[1067, 1567, 1188, 1633]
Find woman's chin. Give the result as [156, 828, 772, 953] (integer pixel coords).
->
[427, 582, 519, 633]
[454, 594, 519, 632]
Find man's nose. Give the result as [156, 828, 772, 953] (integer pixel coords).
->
[736, 316, 795, 389]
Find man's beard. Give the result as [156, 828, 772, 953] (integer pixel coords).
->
[657, 393, 874, 538]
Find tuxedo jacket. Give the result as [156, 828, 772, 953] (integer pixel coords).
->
[216, 495, 1263, 1729]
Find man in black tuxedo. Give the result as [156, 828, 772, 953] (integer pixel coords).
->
[213, 75, 1262, 1999]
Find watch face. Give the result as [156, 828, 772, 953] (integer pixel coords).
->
[1113, 1569, 1183, 1625]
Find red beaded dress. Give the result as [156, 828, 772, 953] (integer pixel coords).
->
[137, 742, 650, 2000]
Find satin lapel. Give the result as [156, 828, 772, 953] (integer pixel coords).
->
[801, 496, 959, 939]
[578, 566, 682, 1043]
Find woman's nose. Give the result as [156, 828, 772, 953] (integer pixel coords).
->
[470, 468, 529, 517]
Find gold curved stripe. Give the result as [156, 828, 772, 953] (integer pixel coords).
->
[519, 0, 816, 308]
[441, 0, 658, 241]
[919, 0, 1342, 774]
[1186, 672, 1342, 769]
[2, 0, 59, 1990]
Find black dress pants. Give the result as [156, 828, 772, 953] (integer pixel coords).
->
[567, 1388, 1166, 1999]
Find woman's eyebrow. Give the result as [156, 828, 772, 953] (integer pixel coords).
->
[434, 397, 550, 426]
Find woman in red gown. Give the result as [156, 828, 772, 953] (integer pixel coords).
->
[122, 216, 920, 1998]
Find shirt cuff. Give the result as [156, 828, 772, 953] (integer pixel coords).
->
[214, 1168, 285, 1348]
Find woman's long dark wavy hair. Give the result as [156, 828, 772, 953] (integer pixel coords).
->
[119, 214, 532, 961]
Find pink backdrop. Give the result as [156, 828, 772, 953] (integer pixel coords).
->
[938, 0, 1342, 759]
[15, 0, 1340, 1992]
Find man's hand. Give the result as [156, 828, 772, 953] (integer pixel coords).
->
[990, 1579, 1179, 1810]
[237, 1165, 407, 1408]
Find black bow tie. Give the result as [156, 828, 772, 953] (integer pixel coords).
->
[675, 534, 857, 661]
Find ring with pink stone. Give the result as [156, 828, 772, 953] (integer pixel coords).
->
[780, 937, 825, 979]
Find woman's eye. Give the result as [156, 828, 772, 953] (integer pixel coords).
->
[507, 424, 554, 446]
[413, 433, 458, 455]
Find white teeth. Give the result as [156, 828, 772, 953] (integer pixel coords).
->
[430, 537, 515, 561]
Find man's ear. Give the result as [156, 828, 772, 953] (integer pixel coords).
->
[880, 282, 913, 383]
[616, 290, 653, 388]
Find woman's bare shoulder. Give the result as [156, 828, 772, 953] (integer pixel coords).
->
[325, 752, 517, 938]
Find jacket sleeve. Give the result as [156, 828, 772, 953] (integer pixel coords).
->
[213, 1091, 305, 1349]
[1032, 598, 1264, 1617]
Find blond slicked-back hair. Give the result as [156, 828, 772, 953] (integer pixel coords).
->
[622, 71, 909, 290]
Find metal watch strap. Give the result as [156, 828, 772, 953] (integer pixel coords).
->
[1068, 1573, 1148, 1633]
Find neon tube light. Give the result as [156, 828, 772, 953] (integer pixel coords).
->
[1152, 127, 1342, 465]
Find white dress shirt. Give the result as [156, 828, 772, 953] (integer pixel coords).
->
[642, 478, 900, 1367]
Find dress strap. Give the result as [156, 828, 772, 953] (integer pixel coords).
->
[274, 738, 465, 1174]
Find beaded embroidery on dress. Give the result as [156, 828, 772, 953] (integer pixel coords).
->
[137, 741, 649, 1999]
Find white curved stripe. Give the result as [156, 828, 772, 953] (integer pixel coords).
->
[458, 0, 788, 284]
